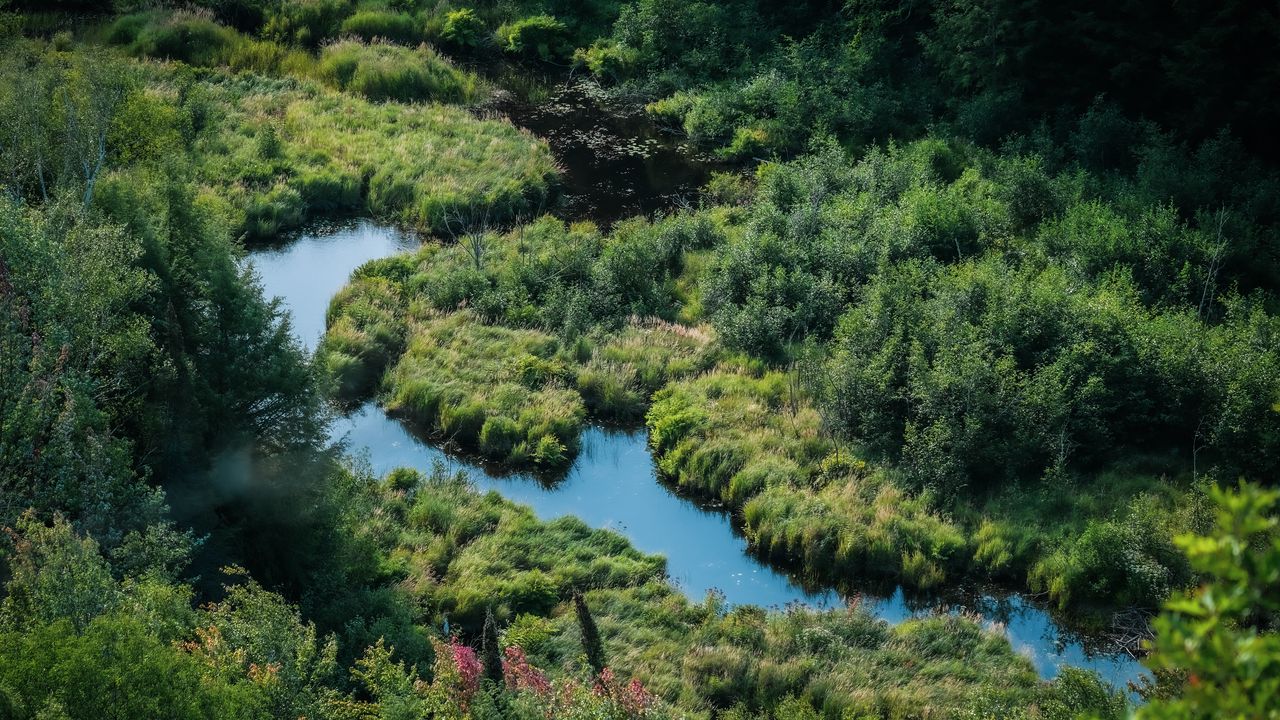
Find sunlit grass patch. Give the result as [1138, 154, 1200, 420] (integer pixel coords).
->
[384, 310, 585, 468]
[180, 68, 556, 237]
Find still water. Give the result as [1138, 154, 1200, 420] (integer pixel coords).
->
[248, 219, 1147, 689]
[492, 80, 721, 227]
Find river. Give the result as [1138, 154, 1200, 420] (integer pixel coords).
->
[245, 80, 1148, 690]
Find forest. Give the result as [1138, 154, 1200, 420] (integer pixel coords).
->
[0, 0, 1277, 718]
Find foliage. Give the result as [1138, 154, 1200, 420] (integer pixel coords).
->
[181, 67, 554, 237]
[339, 10, 423, 45]
[1137, 482, 1280, 719]
[495, 15, 570, 62]
[383, 310, 586, 468]
[440, 8, 486, 49]
[322, 214, 718, 449]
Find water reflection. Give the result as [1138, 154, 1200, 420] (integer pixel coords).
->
[336, 404, 841, 609]
[246, 219, 419, 348]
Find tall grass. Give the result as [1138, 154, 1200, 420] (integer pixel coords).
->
[179, 68, 556, 237]
[384, 310, 586, 468]
[365, 465, 1124, 718]
[646, 366, 967, 591]
[338, 10, 424, 45]
[315, 40, 482, 104]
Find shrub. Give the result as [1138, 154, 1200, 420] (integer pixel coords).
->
[495, 15, 569, 62]
[573, 40, 638, 80]
[440, 8, 486, 48]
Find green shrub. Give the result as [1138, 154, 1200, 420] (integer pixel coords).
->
[440, 8, 486, 48]
[495, 15, 569, 62]
[573, 40, 638, 80]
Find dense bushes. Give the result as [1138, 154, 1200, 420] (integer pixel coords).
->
[439, 8, 486, 48]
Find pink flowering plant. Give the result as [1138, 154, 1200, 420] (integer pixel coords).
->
[429, 637, 482, 710]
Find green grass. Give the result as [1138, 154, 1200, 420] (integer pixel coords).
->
[315, 40, 481, 104]
[384, 310, 585, 468]
[338, 10, 424, 45]
[102, 11, 557, 237]
[358, 465, 1125, 719]
[175, 68, 555, 237]
[321, 216, 721, 456]
[646, 365, 967, 591]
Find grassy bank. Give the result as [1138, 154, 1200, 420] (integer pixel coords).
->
[320, 214, 719, 467]
[354, 464, 1127, 719]
[317, 133, 1278, 624]
[140, 64, 556, 239]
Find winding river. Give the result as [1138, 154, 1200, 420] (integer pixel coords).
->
[247, 82, 1148, 690]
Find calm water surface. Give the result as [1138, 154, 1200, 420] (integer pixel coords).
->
[493, 80, 722, 227]
[248, 221, 1148, 689]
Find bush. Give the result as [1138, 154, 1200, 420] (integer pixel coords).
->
[573, 40, 638, 80]
[495, 15, 569, 62]
[440, 8, 486, 49]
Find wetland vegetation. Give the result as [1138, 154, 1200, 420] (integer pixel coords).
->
[1, 1, 1277, 719]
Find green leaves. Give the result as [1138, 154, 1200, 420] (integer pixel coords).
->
[1138, 482, 1280, 719]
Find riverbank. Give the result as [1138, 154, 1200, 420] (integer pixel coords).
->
[247, 219, 1148, 691]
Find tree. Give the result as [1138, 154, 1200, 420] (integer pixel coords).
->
[0, 513, 119, 632]
[1137, 481, 1280, 719]
[57, 49, 135, 208]
[481, 609, 504, 685]
[573, 592, 606, 674]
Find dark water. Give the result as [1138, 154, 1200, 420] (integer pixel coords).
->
[492, 80, 720, 226]
[247, 223, 1149, 690]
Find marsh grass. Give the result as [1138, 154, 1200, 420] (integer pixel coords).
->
[384, 310, 585, 468]
[105, 11, 557, 237]
[367, 465, 1122, 718]
[315, 40, 482, 104]
[645, 366, 967, 591]
[175, 68, 555, 237]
